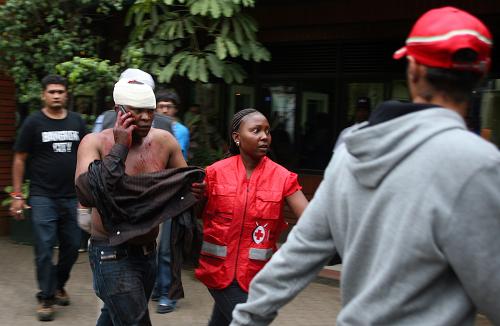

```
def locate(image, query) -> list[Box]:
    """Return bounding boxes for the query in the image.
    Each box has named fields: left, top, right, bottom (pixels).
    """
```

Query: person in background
left=151, top=89, right=190, bottom=314
left=195, top=108, right=308, bottom=326
left=333, top=96, right=371, bottom=150
left=10, top=75, right=88, bottom=321
left=183, top=103, right=202, bottom=161
left=156, top=90, right=190, bottom=159
left=231, top=7, right=500, bottom=326
left=184, top=103, right=201, bottom=136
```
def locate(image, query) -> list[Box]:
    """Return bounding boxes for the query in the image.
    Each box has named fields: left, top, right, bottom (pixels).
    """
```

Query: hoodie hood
left=344, top=102, right=466, bottom=188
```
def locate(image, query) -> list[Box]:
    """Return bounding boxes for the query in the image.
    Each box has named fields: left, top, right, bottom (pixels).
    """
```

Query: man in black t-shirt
left=10, top=75, right=88, bottom=321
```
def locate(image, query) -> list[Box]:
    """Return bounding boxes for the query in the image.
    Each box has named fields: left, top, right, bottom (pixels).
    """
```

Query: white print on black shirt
left=41, top=131, right=80, bottom=153
left=52, top=142, right=73, bottom=153
left=42, top=130, right=80, bottom=142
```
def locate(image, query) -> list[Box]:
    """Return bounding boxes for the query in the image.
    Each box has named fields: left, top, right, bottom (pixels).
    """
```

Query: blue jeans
left=208, top=281, right=248, bottom=326
left=29, top=196, right=81, bottom=301
left=89, top=240, right=157, bottom=326
left=156, top=219, right=176, bottom=306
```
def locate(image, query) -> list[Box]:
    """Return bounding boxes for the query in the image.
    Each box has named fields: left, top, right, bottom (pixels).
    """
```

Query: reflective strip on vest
left=249, top=248, right=274, bottom=261
left=201, top=241, right=227, bottom=258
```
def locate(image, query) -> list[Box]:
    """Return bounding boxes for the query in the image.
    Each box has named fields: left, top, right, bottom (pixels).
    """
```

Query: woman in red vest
left=195, top=108, right=308, bottom=325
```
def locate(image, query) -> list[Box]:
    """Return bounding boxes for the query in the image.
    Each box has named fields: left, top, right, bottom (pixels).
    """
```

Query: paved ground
left=0, top=237, right=492, bottom=325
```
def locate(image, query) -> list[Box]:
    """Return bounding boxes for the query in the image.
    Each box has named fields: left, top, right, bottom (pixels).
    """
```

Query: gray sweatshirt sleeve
left=231, top=162, right=338, bottom=326
left=439, top=161, right=500, bottom=324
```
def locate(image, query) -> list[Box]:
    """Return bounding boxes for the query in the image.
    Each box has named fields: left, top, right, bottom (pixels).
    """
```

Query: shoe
left=156, top=297, right=176, bottom=314
left=55, top=289, right=70, bottom=306
left=37, top=300, right=55, bottom=321
left=151, top=292, right=160, bottom=302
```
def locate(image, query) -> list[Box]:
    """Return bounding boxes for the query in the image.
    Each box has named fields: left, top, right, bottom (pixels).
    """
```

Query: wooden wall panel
left=0, top=73, right=16, bottom=236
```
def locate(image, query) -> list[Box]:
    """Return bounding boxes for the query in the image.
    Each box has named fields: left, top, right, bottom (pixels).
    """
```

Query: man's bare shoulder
left=82, top=129, right=112, bottom=143
left=150, top=127, right=176, bottom=143
left=80, top=130, right=114, bottom=156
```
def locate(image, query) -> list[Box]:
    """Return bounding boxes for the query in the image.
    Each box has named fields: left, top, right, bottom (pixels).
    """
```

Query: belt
left=90, top=238, right=156, bottom=257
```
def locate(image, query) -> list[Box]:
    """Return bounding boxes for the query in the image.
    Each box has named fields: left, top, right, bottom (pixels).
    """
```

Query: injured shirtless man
left=75, top=77, right=203, bottom=326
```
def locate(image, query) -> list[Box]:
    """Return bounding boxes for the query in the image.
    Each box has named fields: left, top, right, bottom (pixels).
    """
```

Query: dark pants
left=208, top=281, right=248, bottom=326
left=157, top=219, right=176, bottom=304
left=29, top=196, right=81, bottom=301
left=89, top=240, right=157, bottom=326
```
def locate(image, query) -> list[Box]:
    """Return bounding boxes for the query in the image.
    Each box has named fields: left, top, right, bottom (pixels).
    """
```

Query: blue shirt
left=173, top=121, right=190, bottom=159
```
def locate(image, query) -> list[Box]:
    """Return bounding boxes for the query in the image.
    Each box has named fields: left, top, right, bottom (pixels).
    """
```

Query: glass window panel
left=259, top=85, right=297, bottom=169
left=299, top=91, right=332, bottom=170
left=480, top=80, right=500, bottom=148
left=347, top=83, right=384, bottom=122
left=229, top=85, right=255, bottom=125
left=391, top=80, right=410, bottom=101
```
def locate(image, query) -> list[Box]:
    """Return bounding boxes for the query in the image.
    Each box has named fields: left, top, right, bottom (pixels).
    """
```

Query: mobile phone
left=118, top=105, right=127, bottom=115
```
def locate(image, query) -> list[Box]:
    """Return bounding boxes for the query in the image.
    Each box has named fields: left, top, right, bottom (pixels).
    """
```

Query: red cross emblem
left=252, top=225, right=266, bottom=244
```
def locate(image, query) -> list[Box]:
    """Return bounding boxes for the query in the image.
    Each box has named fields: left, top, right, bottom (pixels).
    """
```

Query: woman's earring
left=236, top=141, right=240, bottom=146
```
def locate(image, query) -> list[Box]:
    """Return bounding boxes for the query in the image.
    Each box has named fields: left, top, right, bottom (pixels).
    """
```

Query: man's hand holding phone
left=114, top=105, right=136, bottom=148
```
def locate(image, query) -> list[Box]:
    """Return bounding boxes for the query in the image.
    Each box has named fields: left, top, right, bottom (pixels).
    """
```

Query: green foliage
left=184, top=111, right=225, bottom=167
left=0, top=0, right=124, bottom=108
left=1, top=181, right=29, bottom=207
left=189, top=146, right=224, bottom=167
left=55, top=57, right=121, bottom=130
left=56, top=57, right=120, bottom=97
left=123, top=0, right=270, bottom=84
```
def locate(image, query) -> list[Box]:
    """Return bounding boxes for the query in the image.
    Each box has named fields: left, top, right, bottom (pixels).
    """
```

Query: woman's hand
left=190, top=182, right=206, bottom=201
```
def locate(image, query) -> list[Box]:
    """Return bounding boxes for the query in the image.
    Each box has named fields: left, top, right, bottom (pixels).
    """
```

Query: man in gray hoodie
left=231, top=7, right=500, bottom=326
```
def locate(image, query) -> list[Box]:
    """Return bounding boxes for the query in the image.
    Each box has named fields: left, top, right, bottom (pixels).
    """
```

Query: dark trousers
left=208, top=281, right=248, bottom=326
left=157, top=219, right=176, bottom=303
left=29, top=196, right=81, bottom=301
left=89, top=240, right=157, bottom=326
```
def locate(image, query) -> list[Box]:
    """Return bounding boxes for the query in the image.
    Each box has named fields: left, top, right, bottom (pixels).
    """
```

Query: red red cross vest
left=195, top=155, right=301, bottom=292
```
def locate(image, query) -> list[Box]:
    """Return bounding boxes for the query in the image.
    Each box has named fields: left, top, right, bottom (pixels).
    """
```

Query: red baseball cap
left=393, top=7, right=493, bottom=74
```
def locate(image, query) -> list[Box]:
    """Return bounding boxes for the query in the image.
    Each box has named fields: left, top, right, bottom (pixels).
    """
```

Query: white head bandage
left=113, top=78, right=156, bottom=109
left=119, top=68, right=155, bottom=90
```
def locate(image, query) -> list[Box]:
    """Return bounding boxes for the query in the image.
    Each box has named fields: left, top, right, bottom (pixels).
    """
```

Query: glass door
left=229, top=85, right=255, bottom=124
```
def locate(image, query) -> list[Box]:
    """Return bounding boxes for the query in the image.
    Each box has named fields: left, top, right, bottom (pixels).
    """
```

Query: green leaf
left=239, top=43, right=251, bottom=60
left=225, top=38, right=239, bottom=57
left=232, top=64, right=246, bottom=83
left=184, top=17, right=195, bottom=33
left=187, top=56, right=199, bottom=81
left=220, top=19, right=230, bottom=37
left=257, top=45, right=271, bottom=61
left=171, top=51, right=189, bottom=64
left=144, top=41, right=153, bottom=54
left=215, top=36, right=227, bottom=60
left=238, top=13, right=257, bottom=40
left=178, top=55, right=193, bottom=75
left=231, top=0, right=254, bottom=5
left=190, top=0, right=210, bottom=16
left=221, top=3, right=235, bottom=17
left=222, top=65, right=234, bottom=83
left=176, top=20, right=185, bottom=38
left=206, top=53, right=224, bottom=78
left=158, top=62, right=177, bottom=82
left=167, top=20, right=177, bottom=39
left=209, top=0, right=221, bottom=18
left=198, top=57, right=208, bottom=82
left=221, top=62, right=246, bottom=84
left=232, top=18, right=244, bottom=44
left=151, top=5, right=159, bottom=26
